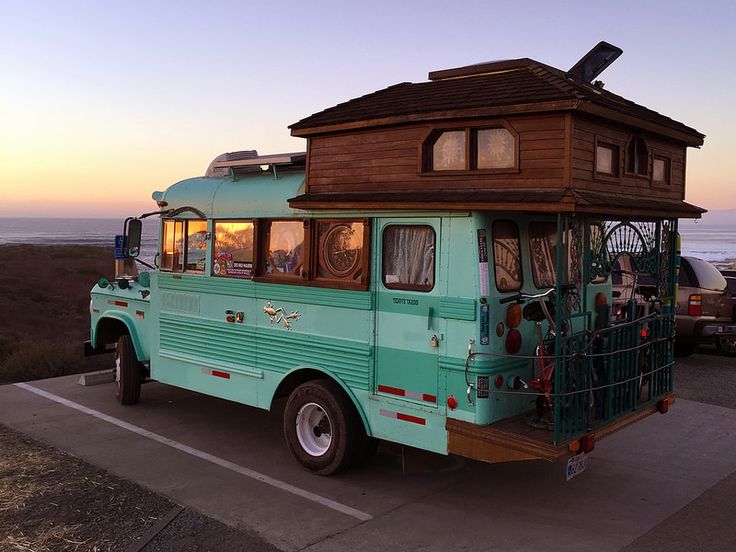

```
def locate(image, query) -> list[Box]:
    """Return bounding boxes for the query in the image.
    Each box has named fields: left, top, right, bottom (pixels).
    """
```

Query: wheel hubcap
left=296, top=402, right=332, bottom=457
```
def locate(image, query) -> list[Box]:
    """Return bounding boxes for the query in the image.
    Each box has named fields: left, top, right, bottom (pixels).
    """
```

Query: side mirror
left=124, top=218, right=142, bottom=258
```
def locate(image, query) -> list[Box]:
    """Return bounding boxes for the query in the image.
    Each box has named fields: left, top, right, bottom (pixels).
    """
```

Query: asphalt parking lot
left=1, top=351, right=735, bottom=551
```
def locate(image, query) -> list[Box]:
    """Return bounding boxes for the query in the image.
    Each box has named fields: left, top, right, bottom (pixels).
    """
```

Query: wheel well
left=274, top=368, right=328, bottom=400
left=96, top=318, right=129, bottom=347
left=273, top=368, right=370, bottom=434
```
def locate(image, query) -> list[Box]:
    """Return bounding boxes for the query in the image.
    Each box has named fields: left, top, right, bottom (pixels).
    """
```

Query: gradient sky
left=1, top=0, right=734, bottom=217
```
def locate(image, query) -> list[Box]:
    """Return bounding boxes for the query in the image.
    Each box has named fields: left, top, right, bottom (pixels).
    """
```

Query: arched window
left=626, top=136, right=649, bottom=176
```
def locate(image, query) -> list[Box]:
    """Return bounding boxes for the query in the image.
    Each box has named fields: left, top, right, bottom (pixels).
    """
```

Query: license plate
left=566, top=453, right=588, bottom=481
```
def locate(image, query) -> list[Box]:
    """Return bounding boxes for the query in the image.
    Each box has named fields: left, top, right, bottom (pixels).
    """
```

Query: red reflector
left=378, top=384, right=404, bottom=397
left=581, top=434, right=595, bottom=453
left=211, top=370, right=231, bottom=379
left=447, top=395, right=458, bottom=410
left=422, top=394, right=437, bottom=403
left=505, top=328, right=522, bottom=354
left=396, top=412, right=426, bottom=425
left=494, top=374, right=504, bottom=388
left=114, top=301, right=128, bottom=307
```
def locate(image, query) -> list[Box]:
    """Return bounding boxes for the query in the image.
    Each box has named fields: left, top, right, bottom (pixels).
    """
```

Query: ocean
left=0, top=217, right=159, bottom=265
left=0, top=217, right=733, bottom=268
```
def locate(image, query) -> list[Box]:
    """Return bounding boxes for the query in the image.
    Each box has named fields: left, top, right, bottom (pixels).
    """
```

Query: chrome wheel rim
left=296, top=402, right=332, bottom=457
left=719, top=335, right=736, bottom=354
left=115, top=353, right=121, bottom=390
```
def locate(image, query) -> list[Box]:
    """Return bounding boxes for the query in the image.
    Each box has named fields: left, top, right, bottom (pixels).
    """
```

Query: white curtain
left=384, top=226, right=435, bottom=287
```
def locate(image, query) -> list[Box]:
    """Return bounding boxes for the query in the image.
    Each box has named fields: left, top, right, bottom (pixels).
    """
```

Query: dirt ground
left=0, top=424, right=172, bottom=551
left=0, top=424, right=280, bottom=552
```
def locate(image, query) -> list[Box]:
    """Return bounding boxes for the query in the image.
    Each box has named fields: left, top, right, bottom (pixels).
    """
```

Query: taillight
left=688, top=294, right=702, bottom=316
left=505, top=329, right=522, bottom=354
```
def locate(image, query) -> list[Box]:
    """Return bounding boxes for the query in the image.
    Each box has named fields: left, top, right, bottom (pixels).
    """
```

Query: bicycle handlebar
left=498, top=283, right=575, bottom=305
left=499, top=287, right=555, bottom=304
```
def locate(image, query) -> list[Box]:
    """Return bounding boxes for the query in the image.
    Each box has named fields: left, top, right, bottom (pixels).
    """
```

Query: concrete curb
left=78, top=370, right=115, bottom=387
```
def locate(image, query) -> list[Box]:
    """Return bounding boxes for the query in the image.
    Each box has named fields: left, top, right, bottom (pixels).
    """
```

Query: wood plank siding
left=306, top=114, right=568, bottom=194
left=571, top=116, right=686, bottom=201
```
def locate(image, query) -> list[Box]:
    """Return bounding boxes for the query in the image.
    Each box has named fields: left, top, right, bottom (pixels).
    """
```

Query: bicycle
left=500, top=287, right=564, bottom=429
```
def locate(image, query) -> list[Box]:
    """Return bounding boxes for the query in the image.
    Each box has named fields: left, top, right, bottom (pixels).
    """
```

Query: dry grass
left=0, top=426, right=173, bottom=552
left=0, top=244, right=113, bottom=384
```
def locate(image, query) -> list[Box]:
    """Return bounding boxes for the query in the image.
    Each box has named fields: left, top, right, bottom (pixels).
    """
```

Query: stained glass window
left=432, top=131, right=466, bottom=170
left=492, top=221, right=523, bottom=292
left=477, top=128, right=515, bottom=169
left=529, top=222, right=557, bottom=288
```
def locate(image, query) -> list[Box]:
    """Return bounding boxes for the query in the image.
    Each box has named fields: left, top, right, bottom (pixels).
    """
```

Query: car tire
left=674, top=342, right=697, bottom=357
left=283, top=379, right=361, bottom=475
left=716, top=335, right=736, bottom=357
left=115, top=334, right=142, bottom=405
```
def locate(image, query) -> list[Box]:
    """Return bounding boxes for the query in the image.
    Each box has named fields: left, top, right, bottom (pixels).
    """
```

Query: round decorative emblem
left=324, top=225, right=359, bottom=277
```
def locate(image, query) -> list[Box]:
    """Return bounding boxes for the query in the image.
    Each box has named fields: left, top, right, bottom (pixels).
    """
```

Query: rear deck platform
left=447, top=396, right=672, bottom=463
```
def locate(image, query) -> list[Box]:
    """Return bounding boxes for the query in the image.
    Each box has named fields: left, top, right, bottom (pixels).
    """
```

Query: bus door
left=374, top=218, right=441, bottom=410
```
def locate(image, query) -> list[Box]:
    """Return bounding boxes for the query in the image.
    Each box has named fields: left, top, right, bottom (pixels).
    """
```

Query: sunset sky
left=1, top=0, right=734, bottom=218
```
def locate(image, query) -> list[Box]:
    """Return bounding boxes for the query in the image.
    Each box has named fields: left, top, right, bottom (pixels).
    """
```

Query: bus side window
left=162, top=219, right=207, bottom=273
left=382, top=225, right=435, bottom=292
left=262, top=220, right=306, bottom=278
left=161, top=220, right=184, bottom=272
left=185, top=220, right=208, bottom=272
left=212, top=220, right=255, bottom=278
left=492, top=220, right=523, bottom=292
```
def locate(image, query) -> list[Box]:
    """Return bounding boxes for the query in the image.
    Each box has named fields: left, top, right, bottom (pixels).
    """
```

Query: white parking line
left=14, top=382, right=373, bottom=522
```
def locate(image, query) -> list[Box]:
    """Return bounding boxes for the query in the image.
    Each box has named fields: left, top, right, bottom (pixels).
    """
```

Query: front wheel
left=283, top=380, right=361, bottom=475
left=115, top=335, right=142, bottom=405
left=716, top=335, right=736, bottom=357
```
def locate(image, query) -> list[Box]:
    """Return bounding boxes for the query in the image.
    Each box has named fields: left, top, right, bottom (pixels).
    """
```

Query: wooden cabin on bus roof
left=288, top=42, right=705, bottom=219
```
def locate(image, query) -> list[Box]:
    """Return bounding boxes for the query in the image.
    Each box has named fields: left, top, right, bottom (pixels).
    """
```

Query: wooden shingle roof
left=290, top=58, right=704, bottom=145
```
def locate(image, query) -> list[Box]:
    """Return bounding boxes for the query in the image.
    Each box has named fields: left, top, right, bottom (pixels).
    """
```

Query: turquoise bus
left=86, top=150, right=680, bottom=477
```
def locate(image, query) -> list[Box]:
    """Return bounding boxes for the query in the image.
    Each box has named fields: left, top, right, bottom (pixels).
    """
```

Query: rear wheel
left=716, top=335, right=736, bottom=357
left=283, top=380, right=361, bottom=475
left=115, top=335, right=142, bottom=405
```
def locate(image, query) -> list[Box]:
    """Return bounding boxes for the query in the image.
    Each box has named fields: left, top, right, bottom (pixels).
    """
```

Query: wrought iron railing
left=553, top=311, right=674, bottom=443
